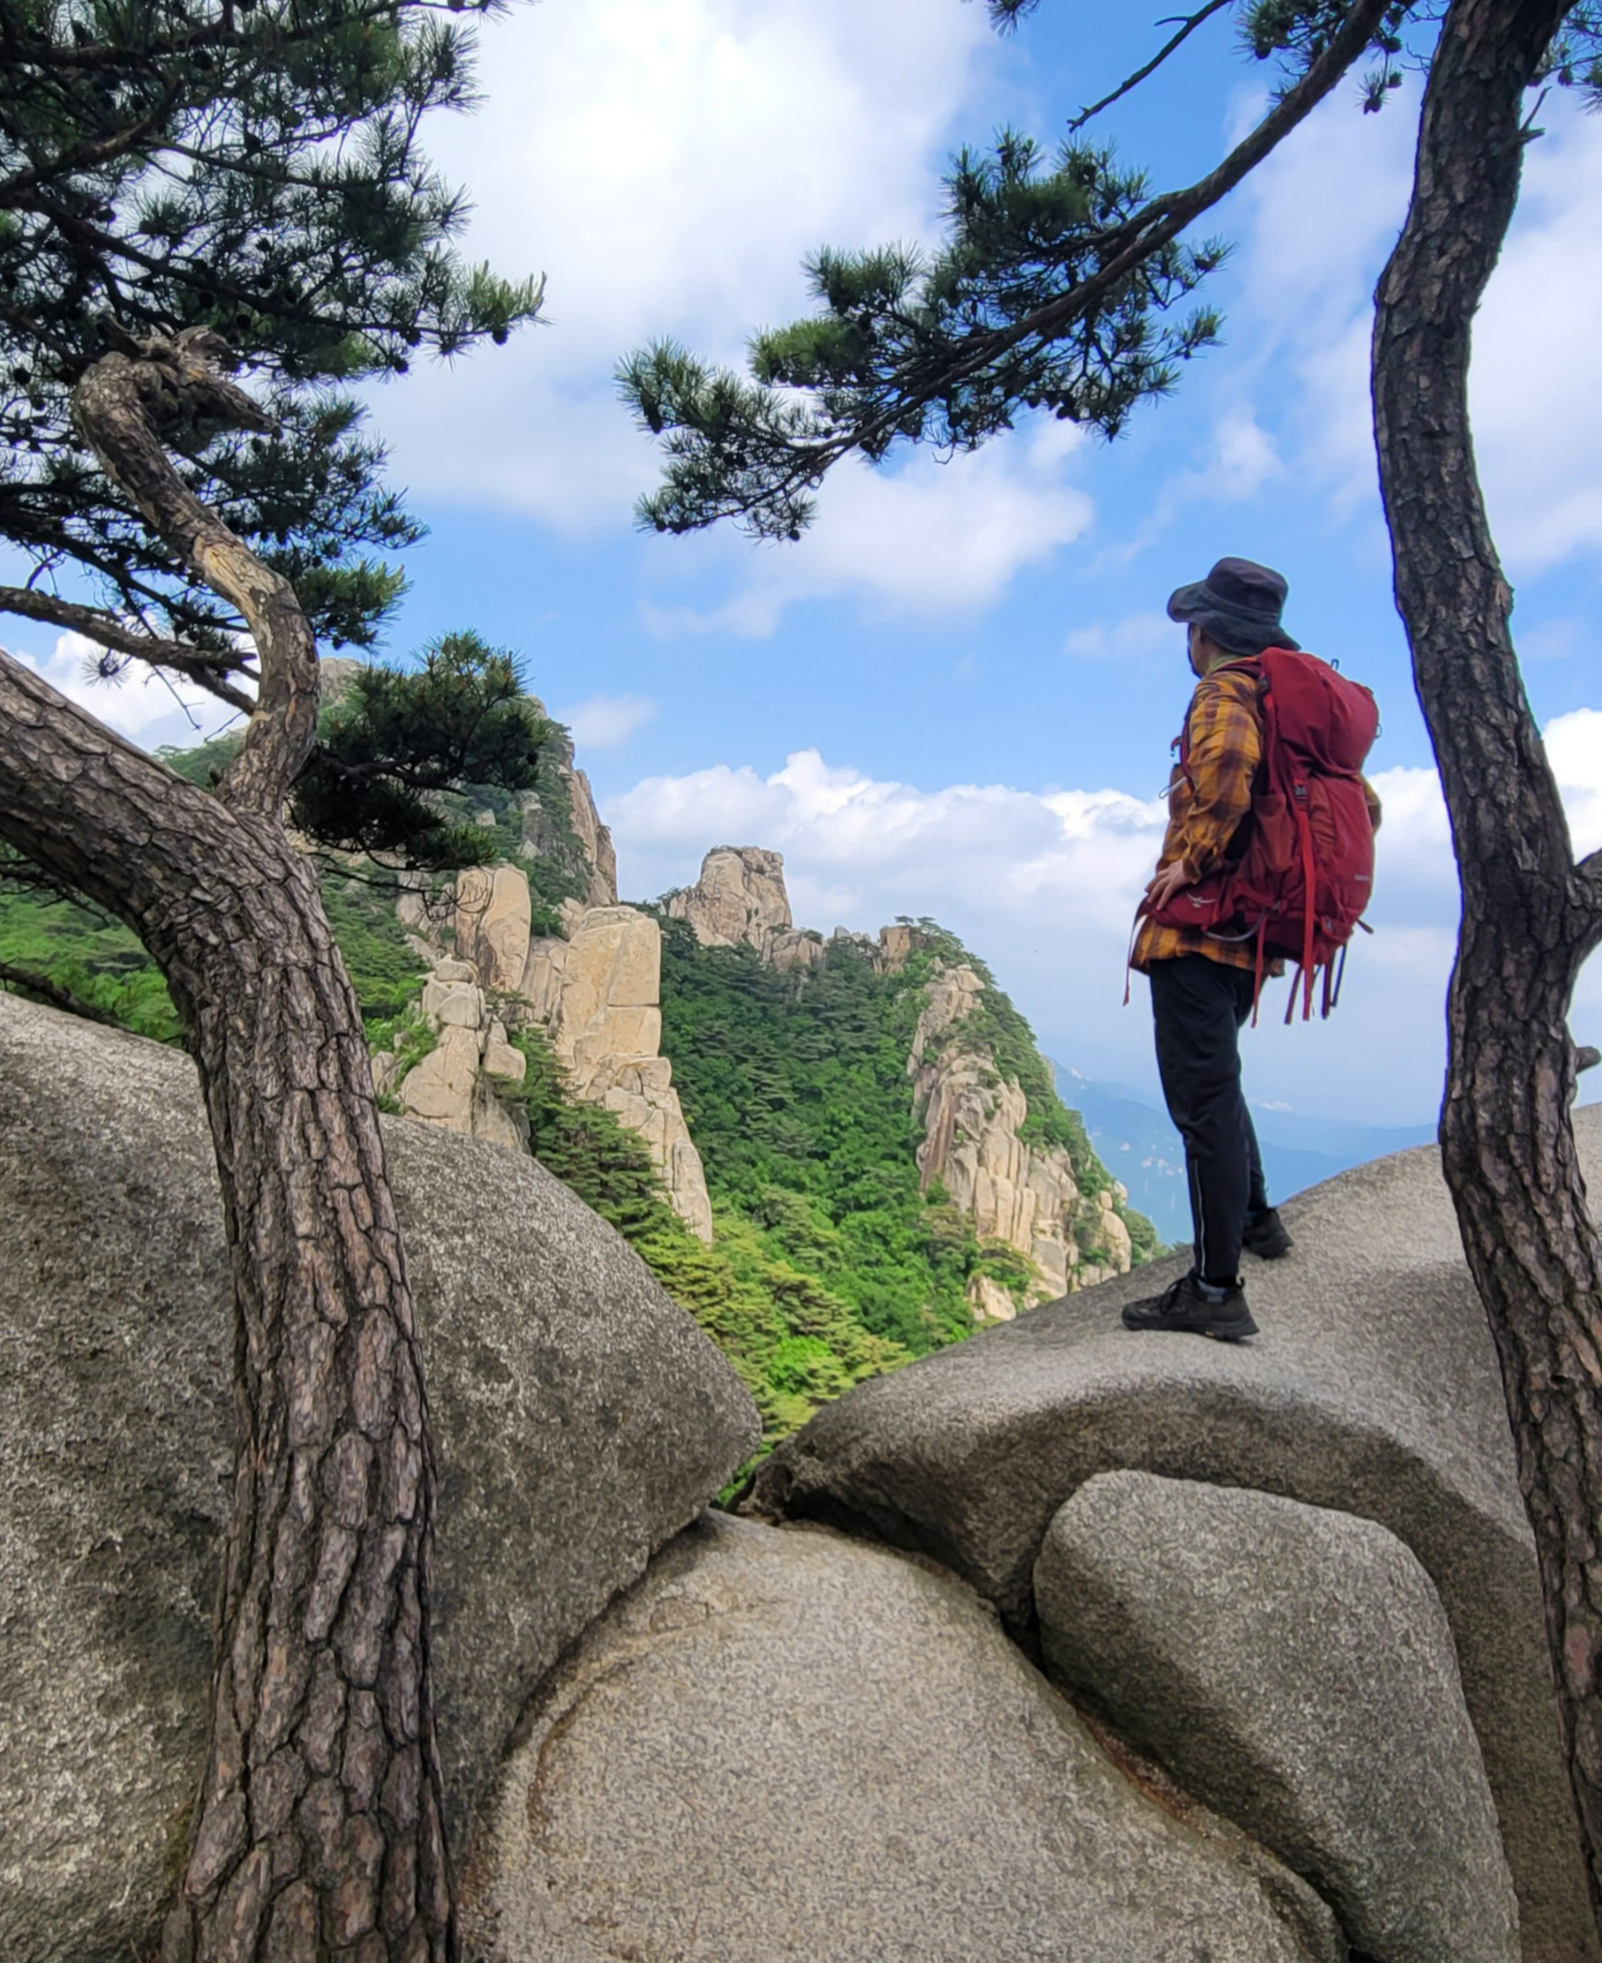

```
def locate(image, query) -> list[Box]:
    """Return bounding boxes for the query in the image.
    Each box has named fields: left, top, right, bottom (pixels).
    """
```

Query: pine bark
left=0, top=332, right=455, bottom=1959
left=1373, top=0, right=1602, bottom=1929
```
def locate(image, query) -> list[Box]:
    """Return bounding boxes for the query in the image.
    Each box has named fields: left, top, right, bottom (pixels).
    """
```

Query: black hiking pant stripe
left=1149, top=954, right=1268, bottom=1286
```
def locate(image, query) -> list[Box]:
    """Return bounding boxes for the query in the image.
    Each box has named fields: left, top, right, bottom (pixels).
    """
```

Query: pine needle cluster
left=290, top=631, right=553, bottom=869
left=620, top=134, right=1225, bottom=541
left=0, top=0, right=542, bottom=660
left=617, top=0, right=1538, bottom=541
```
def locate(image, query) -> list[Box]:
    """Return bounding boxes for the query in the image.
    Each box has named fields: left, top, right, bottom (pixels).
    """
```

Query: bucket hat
left=1167, top=556, right=1301, bottom=658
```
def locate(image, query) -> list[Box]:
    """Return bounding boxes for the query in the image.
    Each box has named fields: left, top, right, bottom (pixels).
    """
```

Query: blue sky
left=12, top=1, right=1602, bottom=1124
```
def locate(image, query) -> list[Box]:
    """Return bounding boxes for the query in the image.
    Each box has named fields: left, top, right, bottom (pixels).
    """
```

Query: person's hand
left=1145, top=859, right=1193, bottom=913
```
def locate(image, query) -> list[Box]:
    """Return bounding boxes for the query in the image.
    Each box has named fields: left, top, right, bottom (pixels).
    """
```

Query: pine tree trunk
left=0, top=656, right=455, bottom=1958
left=1373, top=0, right=1602, bottom=1930
left=0, top=330, right=457, bottom=1959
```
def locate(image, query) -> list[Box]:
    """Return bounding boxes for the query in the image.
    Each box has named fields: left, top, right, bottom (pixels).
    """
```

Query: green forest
left=655, top=916, right=1158, bottom=1329
left=0, top=721, right=1154, bottom=1456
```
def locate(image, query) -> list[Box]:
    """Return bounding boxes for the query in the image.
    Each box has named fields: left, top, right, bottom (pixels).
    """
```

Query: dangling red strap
left=1250, top=916, right=1267, bottom=1027
left=1295, top=788, right=1317, bottom=1020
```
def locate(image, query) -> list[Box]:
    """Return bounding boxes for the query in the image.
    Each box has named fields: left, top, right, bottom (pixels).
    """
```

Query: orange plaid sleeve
left=1131, top=662, right=1264, bottom=975
left=1168, top=666, right=1261, bottom=881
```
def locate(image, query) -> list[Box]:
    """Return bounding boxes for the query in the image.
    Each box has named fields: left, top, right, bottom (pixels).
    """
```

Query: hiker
left=1119, top=557, right=1380, bottom=1343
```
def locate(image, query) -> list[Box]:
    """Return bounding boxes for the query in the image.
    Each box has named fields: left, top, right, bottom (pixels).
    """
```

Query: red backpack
left=1141, top=648, right=1379, bottom=1020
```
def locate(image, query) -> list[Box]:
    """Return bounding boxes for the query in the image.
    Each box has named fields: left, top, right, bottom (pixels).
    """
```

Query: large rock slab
left=1037, top=1471, right=1519, bottom=1963
left=751, top=1105, right=1602, bottom=1963
left=0, top=992, right=759, bottom=1963
left=465, top=1509, right=1344, bottom=1963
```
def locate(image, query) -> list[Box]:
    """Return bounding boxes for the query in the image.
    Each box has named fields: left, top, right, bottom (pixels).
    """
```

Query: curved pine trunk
left=157, top=847, right=455, bottom=1961
left=1, top=327, right=457, bottom=1959
left=0, top=653, right=454, bottom=1959
left=1372, top=0, right=1602, bottom=1930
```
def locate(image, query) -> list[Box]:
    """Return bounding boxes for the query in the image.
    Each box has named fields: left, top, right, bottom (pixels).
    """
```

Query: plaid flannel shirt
left=1132, top=656, right=1382, bottom=975
left=1132, top=659, right=1267, bottom=975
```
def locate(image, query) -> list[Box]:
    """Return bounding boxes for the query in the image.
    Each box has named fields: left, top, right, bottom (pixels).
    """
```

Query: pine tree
left=623, top=0, right=1602, bottom=1935
left=0, top=4, right=544, bottom=1956
left=0, top=0, right=539, bottom=670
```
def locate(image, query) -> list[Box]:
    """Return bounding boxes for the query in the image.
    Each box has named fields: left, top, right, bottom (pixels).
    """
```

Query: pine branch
left=1574, top=846, right=1602, bottom=928
left=624, top=0, right=1394, bottom=537
left=0, top=584, right=257, bottom=713
left=0, top=0, right=543, bottom=659
left=1068, top=2, right=1236, bottom=132
left=982, top=0, right=1042, bottom=27
left=72, top=330, right=317, bottom=815
left=0, top=959, right=124, bottom=1029
left=0, top=80, right=186, bottom=208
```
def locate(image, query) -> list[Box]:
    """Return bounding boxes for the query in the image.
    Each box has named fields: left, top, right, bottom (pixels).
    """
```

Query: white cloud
left=1211, top=83, right=1602, bottom=569
left=4, top=631, right=233, bottom=754
left=554, top=693, right=657, bottom=749
left=1093, top=407, right=1288, bottom=568
left=1473, top=109, right=1602, bottom=570
left=1288, top=310, right=1379, bottom=511
left=369, top=23, right=1602, bottom=611
left=604, top=707, right=1602, bottom=1120
left=1222, top=89, right=1415, bottom=507
left=609, top=750, right=1167, bottom=1010
left=1064, top=609, right=1175, bottom=663
left=1072, top=79, right=1414, bottom=552
left=1549, top=707, right=1602, bottom=859
left=1367, top=706, right=1602, bottom=878
left=1366, top=761, right=1454, bottom=899
left=375, top=0, right=997, bottom=537
left=1234, top=89, right=1416, bottom=331
left=641, top=423, right=1095, bottom=637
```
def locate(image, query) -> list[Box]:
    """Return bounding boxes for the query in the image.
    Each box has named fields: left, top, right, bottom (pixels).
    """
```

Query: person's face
left=1186, top=621, right=1207, bottom=677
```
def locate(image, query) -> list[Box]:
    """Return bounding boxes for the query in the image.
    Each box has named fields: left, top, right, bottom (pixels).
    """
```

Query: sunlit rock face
left=381, top=871, right=716, bottom=1243
left=666, top=844, right=794, bottom=957
left=0, top=992, right=757, bottom=1963
left=910, top=963, right=1131, bottom=1305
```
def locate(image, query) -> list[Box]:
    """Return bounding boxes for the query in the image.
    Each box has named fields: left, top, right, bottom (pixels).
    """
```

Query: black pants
left=1149, top=955, right=1268, bottom=1286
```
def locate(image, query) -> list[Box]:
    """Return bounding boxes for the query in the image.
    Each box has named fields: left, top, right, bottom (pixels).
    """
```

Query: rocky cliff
left=361, top=696, right=724, bottom=1236
left=374, top=776, right=1143, bottom=1310
left=377, top=864, right=715, bottom=1242
left=519, top=898, right=714, bottom=1242
left=911, top=964, right=1132, bottom=1310
left=519, top=704, right=618, bottom=912
left=664, top=844, right=1145, bottom=1316
left=667, top=844, right=825, bottom=973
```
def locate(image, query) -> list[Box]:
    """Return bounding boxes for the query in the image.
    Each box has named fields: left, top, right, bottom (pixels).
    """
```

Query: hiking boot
left=1242, top=1206, right=1293, bottom=1261
left=1121, top=1270, right=1258, bottom=1343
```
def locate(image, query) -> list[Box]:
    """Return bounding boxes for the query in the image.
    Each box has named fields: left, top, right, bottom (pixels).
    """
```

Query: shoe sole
left=1121, top=1311, right=1258, bottom=1342
left=1243, top=1239, right=1292, bottom=1261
